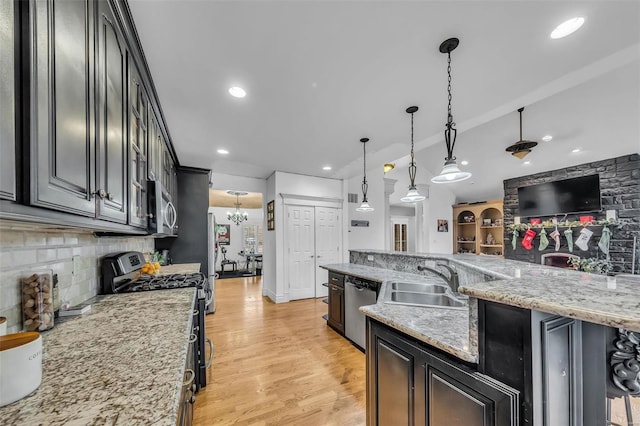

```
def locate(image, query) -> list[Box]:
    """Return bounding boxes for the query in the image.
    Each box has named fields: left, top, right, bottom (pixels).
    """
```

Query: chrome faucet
left=417, top=263, right=460, bottom=293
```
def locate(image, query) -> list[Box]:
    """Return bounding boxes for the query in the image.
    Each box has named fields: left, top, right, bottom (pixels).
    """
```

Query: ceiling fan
left=505, top=107, right=538, bottom=159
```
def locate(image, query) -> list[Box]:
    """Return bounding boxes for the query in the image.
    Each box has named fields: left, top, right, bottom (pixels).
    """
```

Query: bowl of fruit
left=141, top=261, right=161, bottom=275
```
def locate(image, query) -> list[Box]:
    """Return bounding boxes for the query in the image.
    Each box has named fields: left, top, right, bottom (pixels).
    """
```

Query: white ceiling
left=128, top=0, right=640, bottom=201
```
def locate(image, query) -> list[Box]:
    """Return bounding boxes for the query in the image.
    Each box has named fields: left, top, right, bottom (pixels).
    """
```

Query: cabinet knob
left=93, top=189, right=106, bottom=199
left=106, top=192, right=114, bottom=201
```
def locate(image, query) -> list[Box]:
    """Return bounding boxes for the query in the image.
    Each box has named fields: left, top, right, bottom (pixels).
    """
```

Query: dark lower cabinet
left=327, top=272, right=345, bottom=335
left=0, top=0, right=16, bottom=201
left=368, top=319, right=519, bottom=426
left=28, top=0, right=96, bottom=216
left=479, top=300, right=607, bottom=426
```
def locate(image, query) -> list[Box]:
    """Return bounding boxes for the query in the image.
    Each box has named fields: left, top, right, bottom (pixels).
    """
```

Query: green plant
left=568, top=257, right=612, bottom=274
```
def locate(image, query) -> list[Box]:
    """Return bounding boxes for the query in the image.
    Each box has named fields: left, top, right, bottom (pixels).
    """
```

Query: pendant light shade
left=430, top=159, right=472, bottom=183
left=355, top=138, right=375, bottom=212
left=505, top=107, right=538, bottom=159
left=431, top=37, right=472, bottom=185
left=401, top=106, right=426, bottom=203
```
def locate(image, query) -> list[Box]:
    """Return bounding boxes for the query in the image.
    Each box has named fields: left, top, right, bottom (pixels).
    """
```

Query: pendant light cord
left=444, top=50, right=457, bottom=161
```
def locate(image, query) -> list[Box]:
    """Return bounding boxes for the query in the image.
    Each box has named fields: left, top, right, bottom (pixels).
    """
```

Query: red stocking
left=522, top=228, right=536, bottom=250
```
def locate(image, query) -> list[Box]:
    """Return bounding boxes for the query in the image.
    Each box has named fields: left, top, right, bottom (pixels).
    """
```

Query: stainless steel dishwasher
left=344, top=276, right=378, bottom=351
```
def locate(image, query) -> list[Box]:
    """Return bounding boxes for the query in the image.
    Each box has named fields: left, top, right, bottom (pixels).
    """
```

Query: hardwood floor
left=194, top=276, right=366, bottom=426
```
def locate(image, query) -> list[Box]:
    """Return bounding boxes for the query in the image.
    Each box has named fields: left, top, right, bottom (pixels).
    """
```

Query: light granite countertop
left=0, top=288, right=196, bottom=425
left=322, top=251, right=640, bottom=363
left=320, top=263, right=477, bottom=363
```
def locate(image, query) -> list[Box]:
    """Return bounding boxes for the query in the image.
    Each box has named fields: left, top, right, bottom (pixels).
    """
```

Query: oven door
left=147, top=180, right=177, bottom=236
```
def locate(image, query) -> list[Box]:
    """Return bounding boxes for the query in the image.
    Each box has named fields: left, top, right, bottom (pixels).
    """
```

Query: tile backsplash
left=0, top=227, right=154, bottom=334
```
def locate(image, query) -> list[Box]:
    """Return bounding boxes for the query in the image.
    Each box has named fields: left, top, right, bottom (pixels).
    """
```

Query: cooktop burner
left=122, top=272, right=207, bottom=293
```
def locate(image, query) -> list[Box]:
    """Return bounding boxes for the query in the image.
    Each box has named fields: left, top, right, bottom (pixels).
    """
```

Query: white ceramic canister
left=0, top=332, right=43, bottom=407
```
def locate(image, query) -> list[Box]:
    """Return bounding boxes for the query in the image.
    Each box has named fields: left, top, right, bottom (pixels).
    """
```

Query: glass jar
left=21, top=270, right=54, bottom=331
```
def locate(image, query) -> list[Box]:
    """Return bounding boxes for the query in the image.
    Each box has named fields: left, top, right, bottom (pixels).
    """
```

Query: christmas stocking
left=564, top=228, right=574, bottom=252
left=575, top=227, right=594, bottom=251
left=512, top=230, right=519, bottom=250
left=522, top=229, right=536, bottom=250
left=549, top=229, right=561, bottom=251
left=598, top=226, right=611, bottom=254
left=538, top=228, right=549, bottom=251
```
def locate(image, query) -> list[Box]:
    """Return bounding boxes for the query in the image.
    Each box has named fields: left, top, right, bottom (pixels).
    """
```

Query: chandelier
left=226, top=191, right=248, bottom=226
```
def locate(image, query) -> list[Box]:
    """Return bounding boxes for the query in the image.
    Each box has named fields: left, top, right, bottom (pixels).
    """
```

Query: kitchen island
left=322, top=249, right=640, bottom=426
left=0, top=288, right=196, bottom=425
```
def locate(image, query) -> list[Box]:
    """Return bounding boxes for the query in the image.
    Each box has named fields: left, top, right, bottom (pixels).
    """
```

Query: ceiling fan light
left=512, top=150, right=530, bottom=159
left=400, top=187, right=426, bottom=203
left=431, top=160, right=472, bottom=184
left=355, top=201, right=375, bottom=212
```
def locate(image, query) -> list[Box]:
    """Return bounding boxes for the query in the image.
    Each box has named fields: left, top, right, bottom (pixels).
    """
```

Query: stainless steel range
left=101, top=252, right=213, bottom=394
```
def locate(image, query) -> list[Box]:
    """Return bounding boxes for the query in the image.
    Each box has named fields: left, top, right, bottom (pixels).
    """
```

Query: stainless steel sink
left=388, top=292, right=466, bottom=309
left=383, top=281, right=467, bottom=310
left=391, top=282, right=449, bottom=294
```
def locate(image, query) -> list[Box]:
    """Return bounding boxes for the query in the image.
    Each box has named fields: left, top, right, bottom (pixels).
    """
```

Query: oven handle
left=205, top=286, right=213, bottom=308
left=182, top=369, right=195, bottom=388
left=205, top=337, right=214, bottom=369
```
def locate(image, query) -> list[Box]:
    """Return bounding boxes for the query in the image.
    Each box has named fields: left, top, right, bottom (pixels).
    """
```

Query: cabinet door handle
left=106, top=192, right=114, bottom=201
left=93, top=189, right=106, bottom=199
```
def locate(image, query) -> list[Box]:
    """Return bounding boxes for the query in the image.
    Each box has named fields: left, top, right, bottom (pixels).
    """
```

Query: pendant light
left=431, top=37, right=472, bottom=184
left=400, top=106, right=426, bottom=203
left=505, top=107, right=538, bottom=159
left=355, top=138, right=374, bottom=212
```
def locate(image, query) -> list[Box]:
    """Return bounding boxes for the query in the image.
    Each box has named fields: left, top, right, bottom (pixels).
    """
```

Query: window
left=393, top=223, right=407, bottom=252
left=243, top=225, right=263, bottom=254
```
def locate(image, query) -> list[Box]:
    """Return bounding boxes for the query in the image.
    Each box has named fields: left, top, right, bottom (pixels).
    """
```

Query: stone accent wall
left=0, top=225, right=154, bottom=333
left=503, top=153, right=640, bottom=273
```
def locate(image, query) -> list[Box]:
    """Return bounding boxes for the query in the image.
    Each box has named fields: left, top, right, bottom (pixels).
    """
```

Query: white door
left=287, top=205, right=316, bottom=300
left=315, top=207, right=341, bottom=297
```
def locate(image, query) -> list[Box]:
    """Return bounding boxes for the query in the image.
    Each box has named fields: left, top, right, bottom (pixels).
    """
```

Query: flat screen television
left=517, top=174, right=601, bottom=217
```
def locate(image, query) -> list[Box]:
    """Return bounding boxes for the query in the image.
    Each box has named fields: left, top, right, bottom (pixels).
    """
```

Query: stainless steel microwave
left=147, top=180, right=177, bottom=236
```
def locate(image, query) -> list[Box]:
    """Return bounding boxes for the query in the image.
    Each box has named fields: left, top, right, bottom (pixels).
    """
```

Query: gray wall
left=503, top=153, right=640, bottom=273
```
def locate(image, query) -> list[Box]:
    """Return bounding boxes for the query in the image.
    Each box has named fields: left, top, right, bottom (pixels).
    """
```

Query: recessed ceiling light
left=461, top=160, right=469, bottom=166
left=572, top=148, right=581, bottom=153
left=523, top=161, right=531, bottom=165
left=228, top=86, right=246, bottom=98
left=542, top=135, right=553, bottom=142
left=550, top=17, right=585, bottom=39
left=322, top=166, right=332, bottom=171
left=217, top=149, right=229, bottom=155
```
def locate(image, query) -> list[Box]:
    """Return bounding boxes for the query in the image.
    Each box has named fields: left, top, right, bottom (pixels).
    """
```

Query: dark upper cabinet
left=4, top=0, right=179, bottom=232
left=128, top=61, right=148, bottom=228
left=0, top=0, right=16, bottom=201
left=95, top=0, right=127, bottom=224
left=28, top=0, right=96, bottom=216
left=147, top=109, right=160, bottom=181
